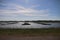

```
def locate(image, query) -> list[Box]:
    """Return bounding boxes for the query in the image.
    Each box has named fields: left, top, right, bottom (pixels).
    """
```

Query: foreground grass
left=0, top=28, right=60, bottom=36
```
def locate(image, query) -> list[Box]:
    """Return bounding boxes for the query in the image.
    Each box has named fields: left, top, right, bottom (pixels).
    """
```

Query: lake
left=0, top=22, right=60, bottom=29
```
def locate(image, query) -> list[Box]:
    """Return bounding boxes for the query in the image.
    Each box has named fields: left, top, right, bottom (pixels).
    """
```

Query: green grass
left=0, top=28, right=60, bottom=36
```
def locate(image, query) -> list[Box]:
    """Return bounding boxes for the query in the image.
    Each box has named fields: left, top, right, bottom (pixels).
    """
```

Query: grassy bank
left=0, top=28, right=60, bottom=36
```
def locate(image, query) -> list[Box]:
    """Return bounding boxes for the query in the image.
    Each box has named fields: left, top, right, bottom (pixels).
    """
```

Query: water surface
left=0, top=22, right=60, bottom=29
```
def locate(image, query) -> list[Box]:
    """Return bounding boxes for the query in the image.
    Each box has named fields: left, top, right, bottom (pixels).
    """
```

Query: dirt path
left=0, top=35, right=60, bottom=40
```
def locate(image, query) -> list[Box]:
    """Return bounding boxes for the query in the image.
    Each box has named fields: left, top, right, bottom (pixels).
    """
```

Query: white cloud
left=0, top=3, right=49, bottom=17
left=29, top=4, right=40, bottom=9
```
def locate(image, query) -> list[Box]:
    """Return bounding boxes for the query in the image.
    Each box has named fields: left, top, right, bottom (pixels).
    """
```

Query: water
left=0, top=22, right=60, bottom=29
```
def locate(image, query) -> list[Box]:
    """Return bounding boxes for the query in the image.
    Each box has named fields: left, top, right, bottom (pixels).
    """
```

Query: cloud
left=29, top=4, right=40, bottom=9
left=0, top=3, right=49, bottom=17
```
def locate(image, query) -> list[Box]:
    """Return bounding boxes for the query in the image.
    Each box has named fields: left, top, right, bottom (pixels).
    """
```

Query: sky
left=0, top=0, right=60, bottom=21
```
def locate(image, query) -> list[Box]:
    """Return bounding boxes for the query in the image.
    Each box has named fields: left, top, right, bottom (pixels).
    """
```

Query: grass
left=0, top=28, right=60, bottom=36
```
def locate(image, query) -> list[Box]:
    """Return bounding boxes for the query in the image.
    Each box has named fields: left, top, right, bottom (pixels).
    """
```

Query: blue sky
left=0, top=0, right=60, bottom=21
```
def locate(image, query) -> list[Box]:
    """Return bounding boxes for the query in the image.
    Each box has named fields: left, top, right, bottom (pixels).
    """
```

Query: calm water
left=0, top=22, right=60, bottom=29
